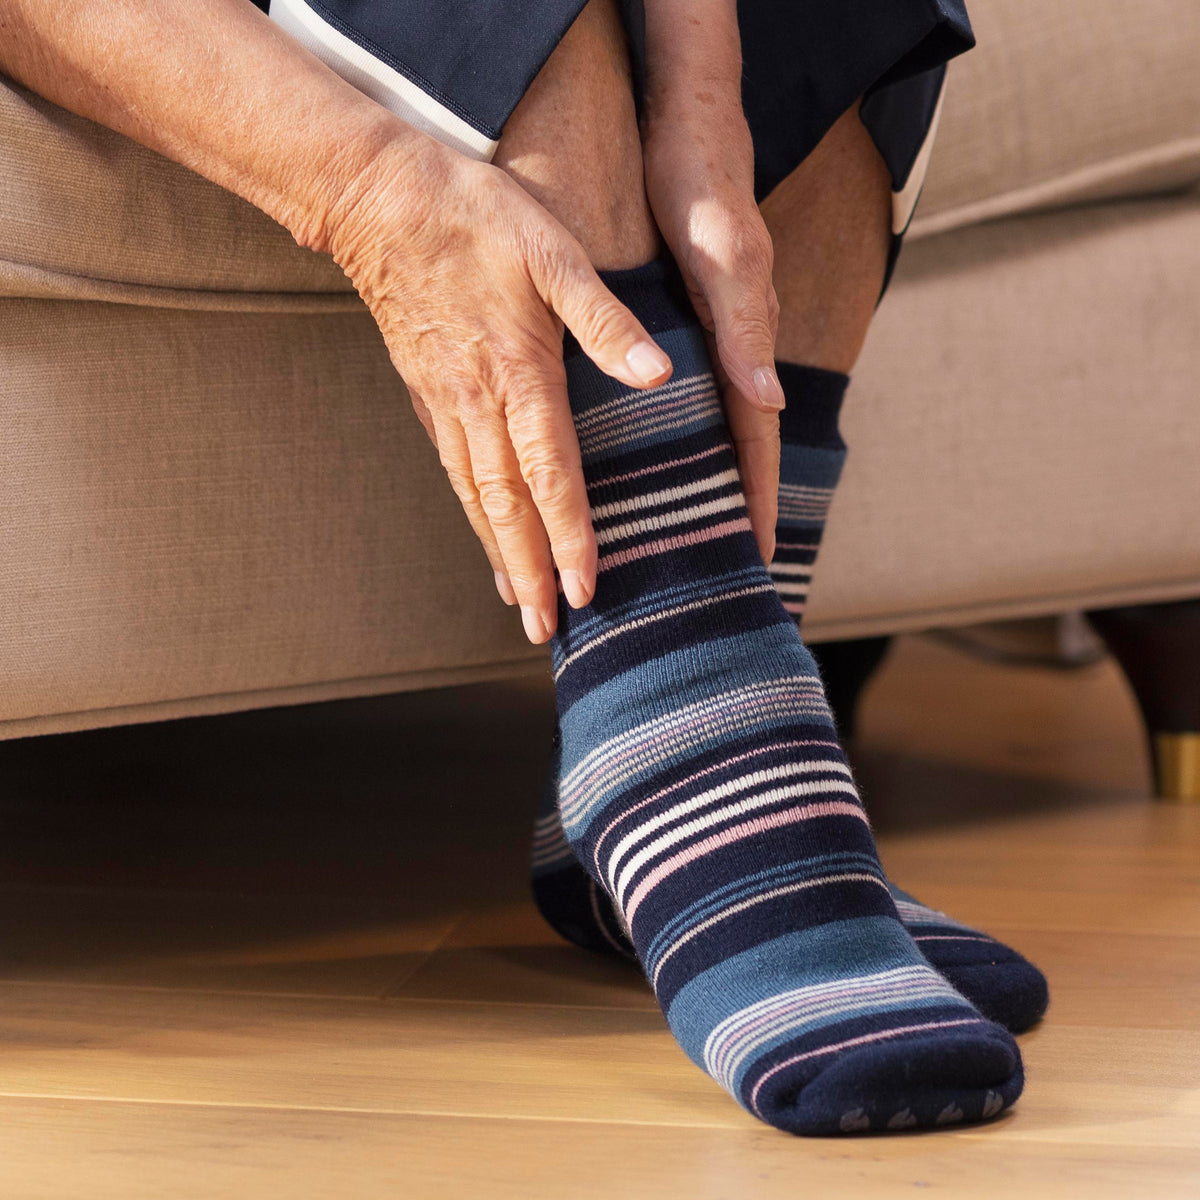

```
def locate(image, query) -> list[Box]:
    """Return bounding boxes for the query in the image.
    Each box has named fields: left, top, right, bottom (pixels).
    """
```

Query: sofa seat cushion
left=0, top=81, right=350, bottom=302
left=1, top=0, right=1198, bottom=301
left=913, top=0, right=1200, bottom=237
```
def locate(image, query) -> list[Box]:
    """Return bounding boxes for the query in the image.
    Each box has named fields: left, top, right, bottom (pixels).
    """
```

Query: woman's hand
left=315, top=138, right=673, bottom=642
left=0, top=0, right=673, bottom=645
left=642, top=0, right=782, bottom=563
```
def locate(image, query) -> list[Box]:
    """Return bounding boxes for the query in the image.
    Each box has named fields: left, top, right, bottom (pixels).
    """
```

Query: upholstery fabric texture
left=3, top=195, right=1199, bottom=737
left=1, top=0, right=1198, bottom=302
left=1, top=0, right=1199, bottom=737
left=912, top=0, right=1200, bottom=235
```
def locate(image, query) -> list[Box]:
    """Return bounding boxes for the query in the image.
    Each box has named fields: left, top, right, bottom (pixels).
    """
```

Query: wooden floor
left=1, top=635, right=1197, bottom=1198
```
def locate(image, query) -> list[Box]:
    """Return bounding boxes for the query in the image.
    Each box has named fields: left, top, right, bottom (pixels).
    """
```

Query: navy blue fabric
left=775, top=364, right=849, bottom=449
left=734, top=0, right=973, bottom=201
left=263, top=1, right=971, bottom=197
left=274, top=0, right=589, bottom=137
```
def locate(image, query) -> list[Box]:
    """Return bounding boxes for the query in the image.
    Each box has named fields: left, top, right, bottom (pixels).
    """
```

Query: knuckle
left=507, top=568, right=550, bottom=598
left=727, top=308, right=776, bottom=349
left=475, top=476, right=528, bottom=530
left=577, top=296, right=632, bottom=350
left=731, top=220, right=775, bottom=276
left=734, top=425, right=781, bottom=453
left=522, top=456, right=576, bottom=512
left=520, top=220, right=578, bottom=294
left=520, top=220, right=560, bottom=274
left=477, top=352, right=559, bottom=421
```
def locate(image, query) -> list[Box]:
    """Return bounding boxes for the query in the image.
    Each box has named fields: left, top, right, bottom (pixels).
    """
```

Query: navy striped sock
left=767, top=363, right=849, bottom=621
left=545, top=260, right=1022, bottom=1135
left=533, top=359, right=1048, bottom=1035
left=771, top=363, right=1048, bottom=1034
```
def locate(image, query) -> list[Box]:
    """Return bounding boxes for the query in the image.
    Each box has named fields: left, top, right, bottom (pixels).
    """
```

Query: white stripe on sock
left=590, top=468, right=741, bottom=522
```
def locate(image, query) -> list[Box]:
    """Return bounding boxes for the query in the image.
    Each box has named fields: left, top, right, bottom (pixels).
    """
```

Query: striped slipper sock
left=532, top=361, right=1049, bottom=1035
left=547, top=259, right=1022, bottom=1135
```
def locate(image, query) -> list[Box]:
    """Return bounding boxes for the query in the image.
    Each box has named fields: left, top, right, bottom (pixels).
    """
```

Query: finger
left=427, top=410, right=519, bottom=606
left=698, top=224, right=784, bottom=414
left=527, top=234, right=674, bottom=391
left=716, top=350, right=780, bottom=564
left=460, top=412, right=559, bottom=643
left=502, top=361, right=598, bottom=610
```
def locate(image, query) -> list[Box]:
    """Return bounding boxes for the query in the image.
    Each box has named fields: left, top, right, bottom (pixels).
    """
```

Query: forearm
left=643, top=0, right=742, bottom=110
left=0, top=0, right=431, bottom=254
left=641, top=0, right=755, bottom=224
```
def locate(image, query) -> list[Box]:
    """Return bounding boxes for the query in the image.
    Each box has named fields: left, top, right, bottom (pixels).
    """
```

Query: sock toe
left=940, top=961, right=1050, bottom=1033
left=753, top=1024, right=1024, bottom=1136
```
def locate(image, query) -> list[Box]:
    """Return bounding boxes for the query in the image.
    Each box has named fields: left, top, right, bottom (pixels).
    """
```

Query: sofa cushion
left=0, top=80, right=350, bottom=301
left=4, top=193, right=1198, bottom=738
left=913, top=0, right=1200, bottom=237
left=1, top=0, right=1198, bottom=300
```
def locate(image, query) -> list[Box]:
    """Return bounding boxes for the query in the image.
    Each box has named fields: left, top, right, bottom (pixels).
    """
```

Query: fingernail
left=560, top=568, right=593, bottom=609
left=493, top=571, right=517, bottom=606
left=521, top=604, right=548, bottom=644
left=626, top=341, right=671, bottom=386
left=752, top=366, right=786, bottom=410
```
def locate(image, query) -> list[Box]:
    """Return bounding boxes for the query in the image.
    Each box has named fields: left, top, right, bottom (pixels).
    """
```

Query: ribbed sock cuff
left=563, top=257, right=695, bottom=360
left=776, top=362, right=849, bottom=449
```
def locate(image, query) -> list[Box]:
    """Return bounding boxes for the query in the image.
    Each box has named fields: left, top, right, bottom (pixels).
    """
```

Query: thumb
left=705, top=262, right=784, bottom=414
left=531, top=239, right=673, bottom=391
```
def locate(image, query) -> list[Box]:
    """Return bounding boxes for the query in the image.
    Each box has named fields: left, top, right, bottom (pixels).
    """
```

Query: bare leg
left=761, top=102, right=893, bottom=374
left=494, top=0, right=659, bottom=270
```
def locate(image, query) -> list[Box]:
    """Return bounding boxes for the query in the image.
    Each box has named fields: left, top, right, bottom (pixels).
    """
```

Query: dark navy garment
left=734, top=0, right=971, bottom=201
left=262, top=0, right=591, bottom=143
left=260, top=0, right=972, bottom=231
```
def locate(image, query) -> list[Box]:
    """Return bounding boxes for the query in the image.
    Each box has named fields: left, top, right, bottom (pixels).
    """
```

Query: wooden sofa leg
left=1086, top=599, right=1200, bottom=801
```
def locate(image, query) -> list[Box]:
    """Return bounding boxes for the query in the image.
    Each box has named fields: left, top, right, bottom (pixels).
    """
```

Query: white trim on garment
left=891, top=83, right=946, bottom=235
left=269, top=0, right=499, bottom=161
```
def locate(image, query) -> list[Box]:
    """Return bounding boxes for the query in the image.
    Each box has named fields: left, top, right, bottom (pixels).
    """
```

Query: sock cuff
left=564, top=257, right=696, bottom=360
left=776, top=363, right=850, bottom=450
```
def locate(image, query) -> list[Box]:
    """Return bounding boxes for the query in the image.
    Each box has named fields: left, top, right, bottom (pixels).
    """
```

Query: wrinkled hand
left=319, top=138, right=673, bottom=643
left=642, top=0, right=782, bottom=563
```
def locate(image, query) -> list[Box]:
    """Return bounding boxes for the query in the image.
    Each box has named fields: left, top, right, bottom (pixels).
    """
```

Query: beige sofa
left=2, top=0, right=1199, bottom=743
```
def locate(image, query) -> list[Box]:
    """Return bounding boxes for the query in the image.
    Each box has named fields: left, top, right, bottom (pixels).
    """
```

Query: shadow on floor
left=0, top=664, right=1139, bottom=979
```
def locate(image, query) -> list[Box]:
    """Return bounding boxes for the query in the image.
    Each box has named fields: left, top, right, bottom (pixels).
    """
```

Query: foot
left=546, top=260, right=1023, bottom=1134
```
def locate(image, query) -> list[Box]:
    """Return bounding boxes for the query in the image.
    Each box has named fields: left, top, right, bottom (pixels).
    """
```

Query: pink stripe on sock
left=912, top=935, right=994, bottom=944
left=708, top=968, right=946, bottom=1079
left=747, top=1018, right=984, bottom=1118
left=561, top=689, right=832, bottom=821
left=563, top=691, right=832, bottom=825
left=623, top=800, right=867, bottom=924
left=588, top=739, right=843, bottom=872
left=590, top=443, right=727, bottom=491
left=598, top=518, right=752, bottom=572
left=579, top=390, right=712, bottom=445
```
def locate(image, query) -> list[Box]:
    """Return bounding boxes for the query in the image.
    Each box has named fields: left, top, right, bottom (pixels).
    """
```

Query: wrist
left=281, top=110, right=442, bottom=265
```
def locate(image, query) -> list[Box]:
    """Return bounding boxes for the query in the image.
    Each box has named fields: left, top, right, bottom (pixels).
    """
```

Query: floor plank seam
left=0, top=1091, right=746, bottom=1131
left=0, top=977, right=665, bottom=1012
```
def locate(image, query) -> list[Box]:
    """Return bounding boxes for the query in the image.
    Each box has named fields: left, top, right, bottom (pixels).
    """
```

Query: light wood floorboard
left=0, top=635, right=1196, bottom=1196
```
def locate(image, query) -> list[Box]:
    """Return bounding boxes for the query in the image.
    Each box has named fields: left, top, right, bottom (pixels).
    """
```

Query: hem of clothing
left=269, top=0, right=499, bottom=159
